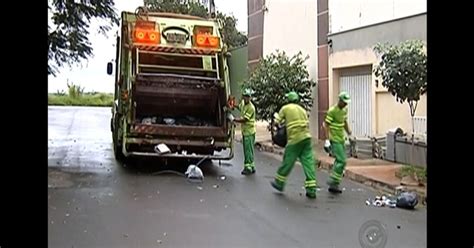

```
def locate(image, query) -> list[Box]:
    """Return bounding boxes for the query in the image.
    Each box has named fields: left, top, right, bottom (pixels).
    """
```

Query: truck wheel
left=113, top=142, right=126, bottom=163
left=112, top=127, right=126, bottom=163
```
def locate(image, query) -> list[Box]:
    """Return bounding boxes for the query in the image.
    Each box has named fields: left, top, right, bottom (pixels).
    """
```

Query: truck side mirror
left=107, top=62, right=113, bottom=75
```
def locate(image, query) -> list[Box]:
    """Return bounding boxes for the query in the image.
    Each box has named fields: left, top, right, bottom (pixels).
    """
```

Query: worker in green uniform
left=322, top=91, right=352, bottom=194
left=270, top=91, right=317, bottom=199
left=234, top=88, right=257, bottom=175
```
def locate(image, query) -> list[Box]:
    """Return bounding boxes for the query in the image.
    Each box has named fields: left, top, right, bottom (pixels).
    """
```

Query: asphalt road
left=48, top=106, right=426, bottom=248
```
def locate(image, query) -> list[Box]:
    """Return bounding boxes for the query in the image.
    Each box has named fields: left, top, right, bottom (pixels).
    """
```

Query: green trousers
left=274, top=138, right=317, bottom=194
left=242, top=133, right=255, bottom=170
left=328, top=141, right=346, bottom=185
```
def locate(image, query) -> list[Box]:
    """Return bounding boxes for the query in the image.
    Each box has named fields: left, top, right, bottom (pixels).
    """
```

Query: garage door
left=340, top=74, right=372, bottom=137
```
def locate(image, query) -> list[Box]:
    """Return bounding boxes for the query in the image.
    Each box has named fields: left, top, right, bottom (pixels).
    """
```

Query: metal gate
left=340, top=74, right=372, bottom=137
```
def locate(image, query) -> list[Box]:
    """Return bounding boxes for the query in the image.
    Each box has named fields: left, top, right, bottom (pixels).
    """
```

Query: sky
left=47, top=0, right=248, bottom=93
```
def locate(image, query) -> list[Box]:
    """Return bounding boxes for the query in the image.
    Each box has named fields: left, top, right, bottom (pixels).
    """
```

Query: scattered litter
left=139, top=115, right=215, bottom=127
left=108, top=193, right=113, bottom=197
left=365, top=195, right=397, bottom=208
left=397, top=225, right=401, bottom=229
left=395, top=186, right=406, bottom=195
left=65, top=213, right=70, bottom=217
left=142, top=118, right=153, bottom=124
left=213, top=184, right=219, bottom=189
left=163, top=118, right=175, bottom=125
left=84, top=230, right=88, bottom=233
left=134, top=197, right=138, bottom=201
left=185, top=165, right=204, bottom=182
left=154, top=143, right=171, bottom=154
left=157, top=240, right=162, bottom=244
left=219, top=175, right=226, bottom=180
left=163, top=232, right=167, bottom=236
left=200, top=199, right=204, bottom=203
left=123, top=234, right=129, bottom=238
left=50, top=221, right=54, bottom=224
left=185, top=156, right=208, bottom=183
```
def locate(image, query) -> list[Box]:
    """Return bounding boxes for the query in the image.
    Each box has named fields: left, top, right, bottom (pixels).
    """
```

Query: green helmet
left=285, top=91, right=299, bottom=102
left=339, top=91, right=351, bottom=103
left=242, top=88, right=253, bottom=97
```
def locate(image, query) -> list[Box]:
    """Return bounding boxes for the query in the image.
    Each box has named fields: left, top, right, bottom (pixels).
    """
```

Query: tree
left=48, top=0, right=119, bottom=76
left=241, top=51, right=317, bottom=124
left=373, top=40, right=427, bottom=136
left=215, top=12, right=248, bottom=48
left=143, top=0, right=247, bottom=48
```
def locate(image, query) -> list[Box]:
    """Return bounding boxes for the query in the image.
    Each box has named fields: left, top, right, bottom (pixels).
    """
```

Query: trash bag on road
left=396, top=192, right=418, bottom=209
left=185, top=165, right=204, bottom=182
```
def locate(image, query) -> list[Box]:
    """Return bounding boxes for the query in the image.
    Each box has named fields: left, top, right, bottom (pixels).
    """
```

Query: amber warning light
left=132, top=20, right=160, bottom=44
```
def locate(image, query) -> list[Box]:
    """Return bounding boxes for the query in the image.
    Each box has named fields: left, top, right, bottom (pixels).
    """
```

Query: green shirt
left=238, top=100, right=256, bottom=136
left=325, top=105, right=348, bottom=143
left=275, top=103, right=311, bottom=145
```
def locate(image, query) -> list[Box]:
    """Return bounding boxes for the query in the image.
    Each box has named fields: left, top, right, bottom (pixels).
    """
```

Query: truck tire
left=112, top=117, right=127, bottom=163
left=113, top=140, right=126, bottom=163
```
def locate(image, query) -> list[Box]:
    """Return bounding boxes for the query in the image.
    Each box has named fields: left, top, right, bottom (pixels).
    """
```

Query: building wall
left=329, top=13, right=426, bottom=52
left=261, top=0, right=319, bottom=137
left=329, top=0, right=426, bottom=33
left=376, top=91, right=427, bottom=135
left=262, top=0, right=317, bottom=82
left=247, top=0, right=265, bottom=72
left=328, top=13, right=427, bottom=136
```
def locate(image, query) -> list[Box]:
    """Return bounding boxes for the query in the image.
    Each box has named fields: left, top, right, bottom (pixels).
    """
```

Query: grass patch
left=48, top=93, right=113, bottom=107
left=396, top=165, right=427, bottom=184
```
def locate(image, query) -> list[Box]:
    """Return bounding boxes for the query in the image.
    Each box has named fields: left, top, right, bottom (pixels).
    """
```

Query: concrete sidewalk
left=235, top=121, right=426, bottom=200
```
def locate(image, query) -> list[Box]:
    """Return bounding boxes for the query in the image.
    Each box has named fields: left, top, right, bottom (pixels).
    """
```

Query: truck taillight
left=132, top=20, right=160, bottom=44
left=194, top=34, right=220, bottom=49
left=133, top=29, right=160, bottom=44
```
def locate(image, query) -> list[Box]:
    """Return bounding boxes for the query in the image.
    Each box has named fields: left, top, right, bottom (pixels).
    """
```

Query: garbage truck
left=107, top=7, right=235, bottom=162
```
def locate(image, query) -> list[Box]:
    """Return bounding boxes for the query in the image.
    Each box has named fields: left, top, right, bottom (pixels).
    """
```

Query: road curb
left=254, top=140, right=426, bottom=201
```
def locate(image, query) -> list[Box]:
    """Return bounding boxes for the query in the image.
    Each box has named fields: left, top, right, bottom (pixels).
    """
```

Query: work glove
left=227, top=113, right=235, bottom=122
left=324, top=139, right=331, bottom=154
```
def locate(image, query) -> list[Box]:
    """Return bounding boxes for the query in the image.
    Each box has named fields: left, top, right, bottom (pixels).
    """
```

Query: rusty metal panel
left=131, top=124, right=227, bottom=138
